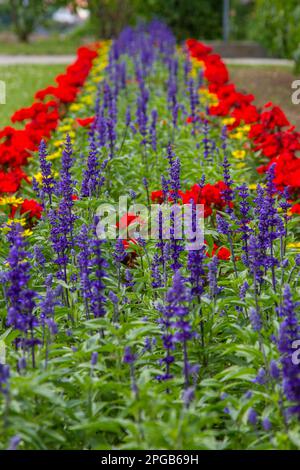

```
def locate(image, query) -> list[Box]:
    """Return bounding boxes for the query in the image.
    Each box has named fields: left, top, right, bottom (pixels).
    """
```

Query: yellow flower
left=22, top=229, right=33, bottom=237
left=69, top=104, right=81, bottom=112
left=236, top=162, right=246, bottom=169
left=80, top=96, right=93, bottom=106
left=58, top=125, right=72, bottom=133
left=6, top=218, right=26, bottom=227
left=33, top=172, right=43, bottom=184
left=85, top=85, right=97, bottom=93
left=0, top=196, right=24, bottom=206
left=287, top=242, right=300, bottom=249
left=54, top=140, right=64, bottom=148
left=238, top=124, right=251, bottom=133
left=222, top=117, right=236, bottom=126
left=229, top=132, right=244, bottom=140
left=46, top=151, right=61, bottom=161
left=198, top=89, right=218, bottom=106
left=232, top=150, right=246, bottom=160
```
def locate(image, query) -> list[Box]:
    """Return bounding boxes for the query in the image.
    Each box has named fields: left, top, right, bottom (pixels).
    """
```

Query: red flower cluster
left=76, top=116, right=95, bottom=127
left=151, top=181, right=230, bottom=218
left=0, top=44, right=99, bottom=218
left=250, top=103, right=300, bottom=195
left=186, top=39, right=300, bottom=203
left=0, top=168, right=29, bottom=193
left=11, top=199, right=43, bottom=220
left=35, top=46, right=98, bottom=103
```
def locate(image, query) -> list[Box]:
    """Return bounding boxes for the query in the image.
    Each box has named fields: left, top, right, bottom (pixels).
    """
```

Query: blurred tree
left=9, top=0, right=68, bottom=42
left=87, top=0, right=222, bottom=40
left=249, top=0, right=300, bottom=59
left=138, top=0, right=222, bottom=40
left=87, top=0, right=139, bottom=38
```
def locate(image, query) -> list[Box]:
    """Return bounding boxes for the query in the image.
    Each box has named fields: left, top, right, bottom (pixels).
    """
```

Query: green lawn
left=0, top=34, right=93, bottom=55
left=0, top=64, right=65, bottom=128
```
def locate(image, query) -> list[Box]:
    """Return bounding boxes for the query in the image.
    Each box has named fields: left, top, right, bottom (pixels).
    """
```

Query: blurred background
left=0, top=0, right=299, bottom=129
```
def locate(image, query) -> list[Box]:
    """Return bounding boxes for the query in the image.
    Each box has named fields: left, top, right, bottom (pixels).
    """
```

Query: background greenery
left=1, top=1, right=300, bottom=63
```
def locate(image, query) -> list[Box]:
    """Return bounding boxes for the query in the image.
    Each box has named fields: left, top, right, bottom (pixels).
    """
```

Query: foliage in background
left=248, top=0, right=300, bottom=61
left=138, top=0, right=222, bottom=41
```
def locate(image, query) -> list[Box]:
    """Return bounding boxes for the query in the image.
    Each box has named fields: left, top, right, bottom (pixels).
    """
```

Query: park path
left=0, top=55, right=76, bottom=65
left=0, top=55, right=294, bottom=66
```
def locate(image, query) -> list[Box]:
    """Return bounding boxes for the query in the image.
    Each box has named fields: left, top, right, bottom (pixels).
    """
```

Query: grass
left=0, top=34, right=93, bottom=56
left=0, top=64, right=66, bottom=127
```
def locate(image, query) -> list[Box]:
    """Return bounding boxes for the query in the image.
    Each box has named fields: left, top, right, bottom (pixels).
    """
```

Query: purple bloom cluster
left=5, top=224, right=39, bottom=360
left=157, top=272, right=195, bottom=386
left=38, top=140, right=55, bottom=205
left=0, top=364, right=10, bottom=395
left=278, top=285, right=300, bottom=418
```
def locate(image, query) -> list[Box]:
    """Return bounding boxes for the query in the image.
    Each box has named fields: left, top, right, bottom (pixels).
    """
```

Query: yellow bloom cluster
left=229, top=124, right=251, bottom=140
left=50, top=40, right=111, bottom=151
left=198, top=88, right=218, bottom=106
left=0, top=196, right=24, bottom=206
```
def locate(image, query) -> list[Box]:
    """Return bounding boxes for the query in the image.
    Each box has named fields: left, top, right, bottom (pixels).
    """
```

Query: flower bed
left=0, top=22, right=300, bottom=450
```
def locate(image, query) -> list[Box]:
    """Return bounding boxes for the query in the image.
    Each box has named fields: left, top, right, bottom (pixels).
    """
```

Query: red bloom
left=151, top=190, right=164, bottom=203
left=291, top=203, right=300, bottom=214
left=0, top=168, right=27, bottom=194
left=76, top=116, right=95, bottom=127
left=11, top=198, right=43, bottom=220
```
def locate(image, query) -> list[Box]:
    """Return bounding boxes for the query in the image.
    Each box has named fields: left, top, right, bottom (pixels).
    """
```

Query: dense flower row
left=0, top=22, right=300, bottom=450
left=0, top=43, right=100, bottom=226
left=187, top=38, right=300, bottom=211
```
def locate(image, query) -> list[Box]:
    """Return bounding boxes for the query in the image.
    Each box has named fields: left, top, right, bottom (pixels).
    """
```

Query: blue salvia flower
left=125, top=269, right=134, bottom=287
left=262, top=417, right=272, bottom=431
left=7, top=435, right=21, bottom=450
left=222, top=155, right=233, bottom=213
left=221, top=125, right=227, bottom=151
left=202, top=120, right=211, bottom=160
left=81, top=140, right=103, bottom=198
left=91, top=352, right=98, bottom=367
left=38, top=140, right=55, bottom=205
left=5, top=224, right=39, bottom=363
left=0, top=364, right=10, bottom=395
left=249, top=307, right=262, bottom=332
left=207, top=256, right=219, bottom=299
left=157, top=271, right=194, bottom=385
left=269, top=359, right=280, bottom=380
left=187, top=246, right=206, bottom=298
left=172, top=272, right=195, bottom=388
left=77, top=224, right=92, bottom=318
left=237, top=184, right=252, bottom=262
left=97, top=106, right=107, bottom=147
left=188, top=77, right=198, bottom=135
left=114, top=239, right=126, bottom=263
left=278, top=284, right=300, bottom=418
left=239, top=281, right=249, bottom=300
left=129, top=189, right=136, bottom=200
left=149, top=109, right=158, bottom=152
left=40, top=274, right=58, bottom=334
left=151, top=253, right=162, bottom=288
left=34, top=245, right=46, bottom=268
left=48, top=201, right=72, bottom=283
left=248, top=408, right=257, bottom=426
left=253, top=367, right=267, bottom=385
left=89, top=238, right=107, bottom=318
left=123, top=346, right=138, bottom=396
